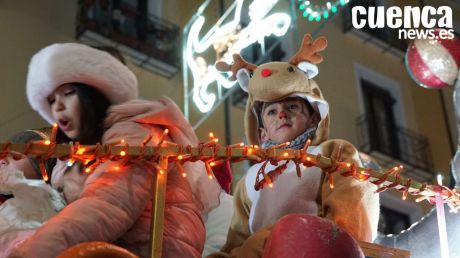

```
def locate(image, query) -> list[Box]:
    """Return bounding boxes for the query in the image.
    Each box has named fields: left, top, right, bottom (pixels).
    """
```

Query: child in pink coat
left=8, top=43, right=221, bottom=257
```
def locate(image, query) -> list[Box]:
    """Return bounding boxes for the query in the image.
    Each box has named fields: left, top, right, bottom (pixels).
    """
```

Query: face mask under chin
left=261, top=127, right=317, bottom=150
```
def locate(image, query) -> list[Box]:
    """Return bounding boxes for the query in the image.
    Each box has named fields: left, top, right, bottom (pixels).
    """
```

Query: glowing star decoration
left=184, top=0, right=291, bottom=113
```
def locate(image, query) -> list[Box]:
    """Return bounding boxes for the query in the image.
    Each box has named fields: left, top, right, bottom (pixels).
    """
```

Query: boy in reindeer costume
left=209, top=35, right=379, bottom=258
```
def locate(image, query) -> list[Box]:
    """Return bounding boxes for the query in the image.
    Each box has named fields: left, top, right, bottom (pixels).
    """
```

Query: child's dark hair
left=56, top=84, right=110, bottom=144
left=76, top=84, right=111, bottom=144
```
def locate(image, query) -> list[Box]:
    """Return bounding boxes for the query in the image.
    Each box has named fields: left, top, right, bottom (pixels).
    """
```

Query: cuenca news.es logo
left=351, top=6, right=454, bottom=40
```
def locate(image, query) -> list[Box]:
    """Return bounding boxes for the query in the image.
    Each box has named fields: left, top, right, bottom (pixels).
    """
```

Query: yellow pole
left=149, top=157, right=168, bottom=258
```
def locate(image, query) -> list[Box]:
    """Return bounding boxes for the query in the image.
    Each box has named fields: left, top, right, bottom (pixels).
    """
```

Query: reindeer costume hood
left=213, top=36, right=380, bottom=254
left=216, top=35, right=329, bottom=146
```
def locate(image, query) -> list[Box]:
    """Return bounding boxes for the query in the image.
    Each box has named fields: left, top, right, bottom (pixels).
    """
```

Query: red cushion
left=263, top=214, right=364, bottom=258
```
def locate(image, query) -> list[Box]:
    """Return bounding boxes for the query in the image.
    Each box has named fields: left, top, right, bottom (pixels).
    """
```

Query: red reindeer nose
left=261, top=68, right=272, bottom=77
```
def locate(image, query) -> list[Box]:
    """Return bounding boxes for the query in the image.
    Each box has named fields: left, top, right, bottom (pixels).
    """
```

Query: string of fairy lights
left=1, top=125, right=460, bottom=212
left=297, top=0, right=351, bottom=22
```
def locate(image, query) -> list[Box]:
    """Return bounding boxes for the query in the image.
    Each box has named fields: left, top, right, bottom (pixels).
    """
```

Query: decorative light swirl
left=297, top=0, right=350, bottom=22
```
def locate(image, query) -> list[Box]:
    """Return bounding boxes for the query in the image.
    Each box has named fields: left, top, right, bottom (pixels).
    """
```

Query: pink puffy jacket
left=10, top=97, right=214, bottom=258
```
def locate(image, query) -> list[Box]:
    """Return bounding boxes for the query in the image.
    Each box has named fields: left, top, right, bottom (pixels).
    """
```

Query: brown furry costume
left=209, top=35, right=379, bottom=258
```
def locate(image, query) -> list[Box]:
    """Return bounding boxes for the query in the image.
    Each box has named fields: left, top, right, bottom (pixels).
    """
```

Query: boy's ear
left=259, top=127, right=269, bottom=142
left=308, top=112, right=321, bottom=129
left=313, top=111, right=321, bottom=124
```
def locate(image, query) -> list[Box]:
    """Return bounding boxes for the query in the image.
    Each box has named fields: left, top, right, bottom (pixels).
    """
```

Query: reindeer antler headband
left=215, top=34, right=328, bottom=82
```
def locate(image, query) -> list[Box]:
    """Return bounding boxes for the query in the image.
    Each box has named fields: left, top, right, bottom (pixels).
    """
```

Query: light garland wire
left=0, top=131, right=459, bottom=211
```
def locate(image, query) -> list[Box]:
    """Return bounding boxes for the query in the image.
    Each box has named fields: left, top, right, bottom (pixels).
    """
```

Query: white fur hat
left=26, top=43, right=138, bottom=124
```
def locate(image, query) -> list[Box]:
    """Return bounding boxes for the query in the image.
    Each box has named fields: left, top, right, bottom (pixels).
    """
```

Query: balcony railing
left=356, top=115, right=435, bottom=182
left=76, top=0, right=180, bottom=78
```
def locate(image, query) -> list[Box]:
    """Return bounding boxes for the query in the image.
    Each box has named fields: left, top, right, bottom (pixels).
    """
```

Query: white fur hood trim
left=27, top=43, right=138, bottom=124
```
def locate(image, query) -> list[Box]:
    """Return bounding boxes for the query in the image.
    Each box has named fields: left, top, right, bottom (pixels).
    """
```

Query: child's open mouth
left=58, top=119, right=72, bottom=131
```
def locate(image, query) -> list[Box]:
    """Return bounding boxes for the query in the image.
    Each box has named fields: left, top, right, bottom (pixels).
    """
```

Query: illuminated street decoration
left=297, top=0, right=350, bottom=22
left=184, top=0, right=291, bottom=113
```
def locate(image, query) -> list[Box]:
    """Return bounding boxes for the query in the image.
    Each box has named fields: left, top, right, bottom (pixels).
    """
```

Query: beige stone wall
left=0, top=1, right=77, bottom=139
